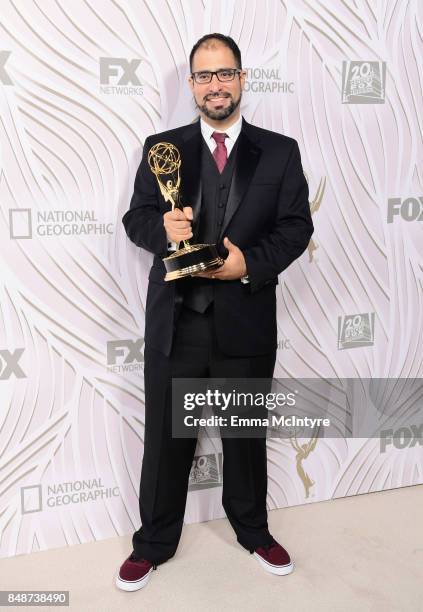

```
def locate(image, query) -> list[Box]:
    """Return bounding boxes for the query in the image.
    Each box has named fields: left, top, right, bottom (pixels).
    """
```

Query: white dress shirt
left=200, top=114, right=242, bottom=157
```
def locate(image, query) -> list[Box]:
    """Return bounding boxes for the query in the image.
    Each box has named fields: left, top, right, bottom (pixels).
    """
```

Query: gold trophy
left=148, top=142, right=224, bottom=281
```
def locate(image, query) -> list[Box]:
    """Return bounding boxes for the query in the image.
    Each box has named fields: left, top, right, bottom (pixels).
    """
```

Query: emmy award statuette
left=148, top=142, right=224, bottom=281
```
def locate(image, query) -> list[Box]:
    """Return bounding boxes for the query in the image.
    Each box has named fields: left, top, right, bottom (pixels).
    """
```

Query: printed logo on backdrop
left=0, top=348, right=25, bottom=380
left=305, top=174, right=326, bottom=262
left=107, top=339, right=144, bottom=375
left=99, top=57, right=143, bottom=95
left=387, top=197, right=423, bottom=223
left=188, top=453, right=223, bottom=491
left=267, top=421, right=319, bottom=499
left=290, top=429, right=319, bottom=499
left=342, top=61, right=386, bottom=104
left=380, top=425, right=423, bottom=453
left=20, top=478, right=120, bottom=514
left=9, top=209, right=114, bottom=239
left=338, top=313, right=375, bottom=349
left=277, top=338, right=291, bottom=350
left=0, top=51, right=13, bottom=85
left=244, top=67, right=294, bottom=94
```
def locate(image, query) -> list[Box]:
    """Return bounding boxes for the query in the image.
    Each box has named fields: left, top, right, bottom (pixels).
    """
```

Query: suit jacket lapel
left=177, top=117, right=262, bottom=243
left=179, top=120, right=202, bottom=241
left=218, top=119, right=262, bottom=242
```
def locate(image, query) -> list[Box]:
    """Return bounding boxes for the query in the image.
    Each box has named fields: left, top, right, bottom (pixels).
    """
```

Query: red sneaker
left=115, top=552, right=156, bottom=591
left=252, top=539, right=294, bottom=575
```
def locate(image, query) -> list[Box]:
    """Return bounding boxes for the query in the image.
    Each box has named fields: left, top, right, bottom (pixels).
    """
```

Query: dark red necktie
left=212, top=131, right=228, bottom=173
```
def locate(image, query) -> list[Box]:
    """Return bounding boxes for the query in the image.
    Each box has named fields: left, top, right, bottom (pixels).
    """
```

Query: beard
left=196, top=91, right=241, bottom=121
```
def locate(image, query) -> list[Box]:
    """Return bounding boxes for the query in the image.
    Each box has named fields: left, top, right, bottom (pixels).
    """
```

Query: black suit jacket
left=122, top=118, right=314, bottom=357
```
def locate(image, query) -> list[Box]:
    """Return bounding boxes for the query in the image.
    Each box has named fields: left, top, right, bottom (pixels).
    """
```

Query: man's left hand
left=193, top=237, right=247, bottom=280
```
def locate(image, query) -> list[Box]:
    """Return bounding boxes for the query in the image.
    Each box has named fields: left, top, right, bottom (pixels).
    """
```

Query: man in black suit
left=116, top=33, right=313, bottom=591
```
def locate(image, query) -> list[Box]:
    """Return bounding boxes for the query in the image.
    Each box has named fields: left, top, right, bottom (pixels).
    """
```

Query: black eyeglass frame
left=190, top=68, right=242, bottom=84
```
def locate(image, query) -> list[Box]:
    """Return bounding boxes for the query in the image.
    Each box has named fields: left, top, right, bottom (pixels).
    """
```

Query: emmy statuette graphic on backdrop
left=148, top=142, right=224, bottom=281
left=305, top=173, right=326, bottom=263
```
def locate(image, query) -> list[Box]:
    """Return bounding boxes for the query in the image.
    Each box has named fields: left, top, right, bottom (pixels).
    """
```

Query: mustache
left=204, top=92, right=232, bottom=102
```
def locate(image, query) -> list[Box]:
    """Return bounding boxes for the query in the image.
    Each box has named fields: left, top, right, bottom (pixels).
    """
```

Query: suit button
left=217, top=220, right=223, bottom=226
left=218, top=202, right=224, bottom=208
left=220, top=184, right=225, bottom=189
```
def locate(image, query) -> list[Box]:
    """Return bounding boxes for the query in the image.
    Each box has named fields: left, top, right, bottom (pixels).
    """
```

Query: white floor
left=1, top=484, right=422, bottom=611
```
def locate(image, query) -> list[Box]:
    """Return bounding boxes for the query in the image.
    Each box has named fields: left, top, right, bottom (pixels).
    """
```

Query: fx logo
left=99, top=57, right=141, bottom=85
left=387, top=197, right=423, bottom=223
left=0, top=348, right=25, bottom=380
left=107, top=339, right=143, bottom=365
left=0, top=51, right=13, bottom=85
left=380, top=424, right=423, bottom=453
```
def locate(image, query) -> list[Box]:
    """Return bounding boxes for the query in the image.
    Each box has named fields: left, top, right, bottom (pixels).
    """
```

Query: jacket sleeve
left=122, top=136, right=168, bottom=257
left=242, top=140, right=314, bottom=293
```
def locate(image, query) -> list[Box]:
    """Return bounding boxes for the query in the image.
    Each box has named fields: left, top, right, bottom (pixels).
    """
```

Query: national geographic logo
left=342, top=61, right=386, bottom=104
left=99, top=57, right=143, bottom=95
left=0, top=348, right=25, bottom=380
left=188, top=453, right=223, bottom=491
left=244, top=67, right=294, bottom=94
left=277, top=339, right=291, bottom=350
left=9, top=209, right=114, bottom=239
left=380, top=425, right=423, bottom=453
left=21, top=478, right=120, bottom=514
left=0, top=51, right=13, bottom=85
left=338, top=313, right=375, bottom=349
left=107, top=339, right=144, bottom=374
left=387, top=197, right=423, bottom=223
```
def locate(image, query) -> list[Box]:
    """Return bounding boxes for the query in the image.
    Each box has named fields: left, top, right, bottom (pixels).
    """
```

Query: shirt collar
left=200, top=114, right=243, bottom=143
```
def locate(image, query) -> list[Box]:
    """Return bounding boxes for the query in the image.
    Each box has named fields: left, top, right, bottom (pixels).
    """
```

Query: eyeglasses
left=191, top=68, right=241, bottom=84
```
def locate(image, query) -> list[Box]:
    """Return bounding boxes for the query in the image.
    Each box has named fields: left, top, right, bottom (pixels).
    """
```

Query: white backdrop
left=1, top=0, right=422, bottom=558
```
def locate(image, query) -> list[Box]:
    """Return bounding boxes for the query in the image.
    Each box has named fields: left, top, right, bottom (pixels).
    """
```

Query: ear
left=188, top=74, right=194, bottom=93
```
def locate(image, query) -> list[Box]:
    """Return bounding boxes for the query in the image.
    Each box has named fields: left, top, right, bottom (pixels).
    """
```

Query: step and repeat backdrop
left=1, top=0, right=422, bottom=558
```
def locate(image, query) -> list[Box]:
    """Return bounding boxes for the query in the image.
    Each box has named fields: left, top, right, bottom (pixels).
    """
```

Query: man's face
left=189, top=43, right=246, bottom=121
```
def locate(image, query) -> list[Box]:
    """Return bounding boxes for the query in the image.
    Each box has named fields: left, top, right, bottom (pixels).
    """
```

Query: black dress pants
left=132, top=303, right=276, bottom=564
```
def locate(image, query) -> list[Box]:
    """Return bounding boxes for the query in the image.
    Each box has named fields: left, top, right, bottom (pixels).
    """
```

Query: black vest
left=179, top=137, right=238, bottom=313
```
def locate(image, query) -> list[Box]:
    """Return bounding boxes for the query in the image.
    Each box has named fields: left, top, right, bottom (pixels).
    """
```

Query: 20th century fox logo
left=342, top=61, right=386, bottom=104
left=188, top=453, right=223, bottom=491
left=338, top=313, right=375, bottom=350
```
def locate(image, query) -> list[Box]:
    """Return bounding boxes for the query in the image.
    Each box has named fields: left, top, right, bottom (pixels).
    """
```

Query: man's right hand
left=163, top=206, right=193, bottom=243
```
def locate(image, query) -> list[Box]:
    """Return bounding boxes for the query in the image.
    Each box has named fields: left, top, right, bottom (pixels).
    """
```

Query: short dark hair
left=189, top=33, right=242, bottom=72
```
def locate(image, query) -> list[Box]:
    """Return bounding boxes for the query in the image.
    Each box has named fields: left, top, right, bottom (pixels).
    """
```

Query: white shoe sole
left=253, top=553, right=295, bottom=576
left=115, top=566, right=153, bottom=591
